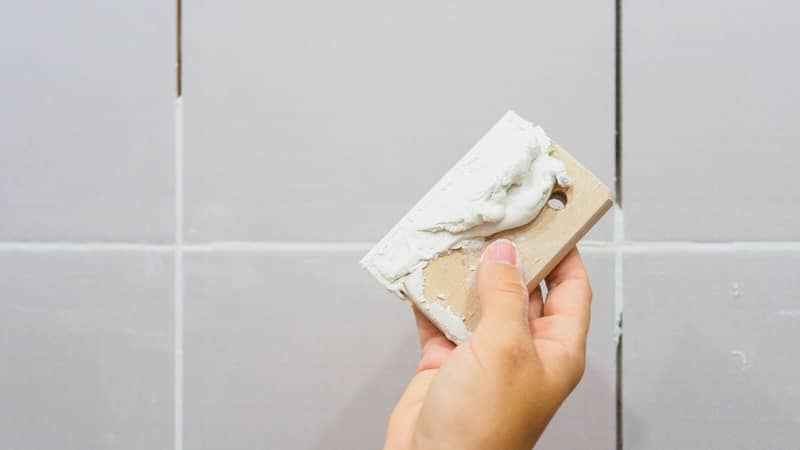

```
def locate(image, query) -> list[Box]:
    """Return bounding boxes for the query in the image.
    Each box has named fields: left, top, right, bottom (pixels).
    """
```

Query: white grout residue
left=729, top=349, right=750, bottom=369
left=731, top=282, right=741, bottom=299
left=778, top=309, right=800, bottom=318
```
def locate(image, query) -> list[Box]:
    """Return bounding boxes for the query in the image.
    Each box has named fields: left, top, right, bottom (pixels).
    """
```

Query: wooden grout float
left=361, top=111, right=613, bottom=343
left=422, top=145, right=612, bottom=331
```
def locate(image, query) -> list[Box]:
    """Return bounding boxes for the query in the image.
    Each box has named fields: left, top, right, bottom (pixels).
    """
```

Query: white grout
left=0, top=242, right=171, bottom=251
left=620, top=241, right=800, bottom=252
left=173, top=98, right=184, bottom=450
left=577, top=240, right=619, bottom=250
left=183, top=241, right=374, bottom=252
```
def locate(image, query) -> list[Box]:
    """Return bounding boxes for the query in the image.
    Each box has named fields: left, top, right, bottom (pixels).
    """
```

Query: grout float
left=361, top=111, right=571, bottom=343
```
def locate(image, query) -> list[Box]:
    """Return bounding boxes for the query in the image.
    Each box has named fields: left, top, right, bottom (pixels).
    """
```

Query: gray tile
left=0, top=1, right=175, bottom=241
left=183, top=250, right=419, bottom=450
left=184, top=0, right=615, bottom=242
left=623, top=0, right=800, bottom=241
left=184, top=249, right=614, bottom=450
left=538, top=249, right=616, bottom=450
left=623, top=250, right=800, bottom=449
left=0, top=250, right=173, bottom=450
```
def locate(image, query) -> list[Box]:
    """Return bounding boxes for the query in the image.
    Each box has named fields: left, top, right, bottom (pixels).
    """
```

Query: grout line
left=615, top=318, right=623, bottom=450
left=183, top=241, right=374, bottom=252
left=613, top=207, right=625, bottom=339
left=614, top=0, right=623, bottom=208
left=176, top=0, right=182, bottom=97
left=0, top=242, right=171, bottom=251
left=578, top=240, right=618, bottom=249
left=173, top=98, right=184, bottom=450
left=620, top=241, right=800, bottom=252
left=3, top=240, right=800, bottom=252
left=614, top=0, right=624, bottom=447
left=613, top=204, right=624, bottom=450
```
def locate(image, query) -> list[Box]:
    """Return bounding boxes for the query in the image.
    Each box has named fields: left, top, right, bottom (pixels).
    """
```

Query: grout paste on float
left=361, top=111, right=570, bottom=343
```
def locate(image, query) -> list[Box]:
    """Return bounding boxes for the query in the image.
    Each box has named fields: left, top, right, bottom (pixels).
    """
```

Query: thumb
left=475, top=239, right=530, bottom=333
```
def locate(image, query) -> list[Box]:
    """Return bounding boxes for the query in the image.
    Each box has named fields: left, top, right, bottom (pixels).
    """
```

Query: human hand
left=384, top=239, right=592, bottom=450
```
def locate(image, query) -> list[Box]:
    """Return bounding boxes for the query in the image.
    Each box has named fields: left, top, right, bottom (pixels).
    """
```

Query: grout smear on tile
left=731, top=282, right=741, bottom=299
left=729, top=349, right=751, bottom=370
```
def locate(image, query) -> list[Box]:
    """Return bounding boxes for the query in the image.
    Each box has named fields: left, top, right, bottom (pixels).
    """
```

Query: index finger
left=412, top=306, right=455, bottom=371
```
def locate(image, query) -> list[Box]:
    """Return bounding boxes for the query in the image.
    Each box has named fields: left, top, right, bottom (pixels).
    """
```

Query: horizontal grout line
left=579, top=240, right=617, bottom=248
left=3, top=240, right=800, bottom=252
left=0, top=241, right=372, bottom=252
left=183, top=241, right=375, bottom=252
left=0, top=242, right=172, bottom=251
left=620, top=241, right=800, bottom=252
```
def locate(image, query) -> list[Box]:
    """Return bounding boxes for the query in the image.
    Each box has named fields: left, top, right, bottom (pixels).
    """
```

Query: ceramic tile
left=184, top=0, right=614, bottom=242
left=0, top=1, right=175, bottom=241
left=0, top=250, right=173, bottom=449
left=538, top=249, right=616, bottom=450
left=184, top=248, right=615, bottom=449
left=623, top=0, right=800, bottom=240
left=623, top=249, right=800, bottom=449
left=183, top=250, right=418, bottom=449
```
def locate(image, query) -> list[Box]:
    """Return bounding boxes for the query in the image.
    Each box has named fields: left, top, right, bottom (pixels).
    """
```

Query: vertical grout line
left=173, top=0, right=184, bottom=447
left=176, top=0, right=182, bottom=97
left=173, top=98, right=184, bottom=450
left=614, top=0, right=624, bottom=449
left=614, top=0, right=623, bottom=206
left=614, top=206, right=624, bottom=450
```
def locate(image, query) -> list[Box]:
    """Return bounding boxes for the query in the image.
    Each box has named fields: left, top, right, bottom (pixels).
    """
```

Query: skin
left=384, top=239, right=592, bottom=450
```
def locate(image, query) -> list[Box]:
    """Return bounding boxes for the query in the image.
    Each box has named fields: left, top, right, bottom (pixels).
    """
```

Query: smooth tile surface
left=623, top=0, right=800, bottom=240
left=184, top=0, right=614, bottom=242
left=0, top=250, right=173, bottom=450
left=623, top=250, right=800, bottom=449
left=538, top=249, right=616, bottom=450
left=0, top=1, right=175, bottom=241
left=184, top=249, right=614, bottom=450
left=183, top=251, right=418, bottom=450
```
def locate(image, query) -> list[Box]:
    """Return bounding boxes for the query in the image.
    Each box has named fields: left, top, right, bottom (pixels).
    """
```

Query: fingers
left=475, top=239, right=530, bottom=334
left=542, top=248, right=592, bottom=333
left=413, top=307, right=455, bottom=371
left=528, top=284, right=544, bottom=324
left=384, top=370, right=437, bottom=450
left=413, top=306, right=444, bottom=348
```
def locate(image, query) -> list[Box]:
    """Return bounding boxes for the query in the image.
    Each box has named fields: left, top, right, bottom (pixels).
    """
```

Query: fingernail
left=483, top=239, right=517, bottom=266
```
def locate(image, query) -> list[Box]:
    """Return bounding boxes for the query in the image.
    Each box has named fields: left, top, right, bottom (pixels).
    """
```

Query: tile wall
left=2, top=0, right=797, bottom=449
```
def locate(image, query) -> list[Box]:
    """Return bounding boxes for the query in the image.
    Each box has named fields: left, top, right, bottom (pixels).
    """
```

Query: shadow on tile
left=539, top=358, right=616, bottom=449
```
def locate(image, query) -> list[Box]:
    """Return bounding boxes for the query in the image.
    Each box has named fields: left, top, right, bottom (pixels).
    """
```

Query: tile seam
left=614, top=0, right=624, bottom=446
left=173, top=97, right=184, bottom=450
left=3, top=240, right=800, bottom=251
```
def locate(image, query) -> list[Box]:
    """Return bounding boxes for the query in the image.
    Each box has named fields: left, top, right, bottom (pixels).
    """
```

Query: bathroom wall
left=1, top=0, right=798, bottom=449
